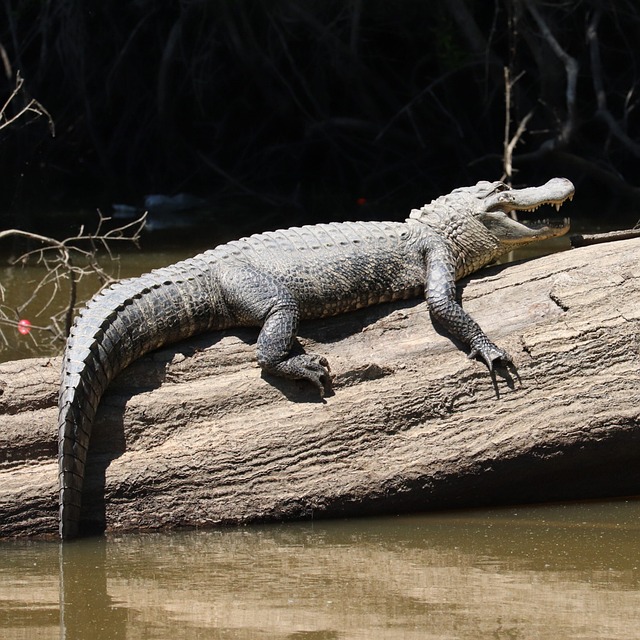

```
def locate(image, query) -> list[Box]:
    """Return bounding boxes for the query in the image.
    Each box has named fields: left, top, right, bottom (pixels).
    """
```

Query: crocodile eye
left=493, top=183, right=510, bottom=193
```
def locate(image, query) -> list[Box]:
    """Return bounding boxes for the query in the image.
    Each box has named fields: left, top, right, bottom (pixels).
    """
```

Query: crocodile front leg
left=424, top=240, right=512, bottom=370
left=219, top=265, right=331, bottom=394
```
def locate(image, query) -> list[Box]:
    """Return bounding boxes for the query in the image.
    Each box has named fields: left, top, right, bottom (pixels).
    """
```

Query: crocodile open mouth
left=506, top=188, right=574, bottom=234
left=480, top=191, right=572, bottom=243
left=514, top=214, right=571, bottom=231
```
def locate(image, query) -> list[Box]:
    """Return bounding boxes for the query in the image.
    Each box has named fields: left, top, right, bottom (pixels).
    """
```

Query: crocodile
left=58, top=177, right=575, bottom=539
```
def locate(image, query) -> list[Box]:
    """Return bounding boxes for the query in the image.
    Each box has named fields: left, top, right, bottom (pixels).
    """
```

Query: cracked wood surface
left=1, top=238, right=639, bottom=538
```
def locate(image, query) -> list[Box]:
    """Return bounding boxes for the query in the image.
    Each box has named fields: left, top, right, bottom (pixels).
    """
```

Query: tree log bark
left=1, top=239, right=639, bottom=539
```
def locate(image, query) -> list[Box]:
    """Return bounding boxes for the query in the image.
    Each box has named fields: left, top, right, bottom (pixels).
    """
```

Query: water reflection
left=1, top=501, right=639, bottom=639
left=59, top=539, right=127, bottom=640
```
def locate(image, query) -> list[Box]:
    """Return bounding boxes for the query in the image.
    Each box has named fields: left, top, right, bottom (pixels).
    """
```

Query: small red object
left=356, top=197, right=367, bottom=206
left=17, top=319, right=32, bottom=335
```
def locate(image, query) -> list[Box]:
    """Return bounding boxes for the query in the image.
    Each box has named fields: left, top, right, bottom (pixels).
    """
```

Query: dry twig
left=0, top=213, right=147, bottom=355
left=501, top=66, right=534, bottom=185
left=0, top=71, right=54, bottom=135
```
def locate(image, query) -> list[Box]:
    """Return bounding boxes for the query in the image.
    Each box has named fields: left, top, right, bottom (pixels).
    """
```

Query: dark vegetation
left=1, top=0, right=640, bottom=230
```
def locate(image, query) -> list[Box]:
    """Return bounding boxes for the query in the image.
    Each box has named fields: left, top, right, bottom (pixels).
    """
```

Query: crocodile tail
left=58, top=257, right=222, bottom=539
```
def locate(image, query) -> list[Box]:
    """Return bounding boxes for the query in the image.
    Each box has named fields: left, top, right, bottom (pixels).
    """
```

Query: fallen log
left=1, top=238, right=639, bottom=539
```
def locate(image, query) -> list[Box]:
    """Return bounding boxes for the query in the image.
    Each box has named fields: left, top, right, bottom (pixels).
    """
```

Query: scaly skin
left=58, top=177, right=575, bottom=539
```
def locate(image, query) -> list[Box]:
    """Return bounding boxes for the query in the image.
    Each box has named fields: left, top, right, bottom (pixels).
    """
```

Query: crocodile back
left=206, top=221, right=427, bottom=319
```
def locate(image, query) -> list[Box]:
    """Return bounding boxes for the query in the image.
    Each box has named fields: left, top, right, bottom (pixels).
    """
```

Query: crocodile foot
left=268, top=354, right=332, bottom=396
left=468, top=339, right=513, bottom=371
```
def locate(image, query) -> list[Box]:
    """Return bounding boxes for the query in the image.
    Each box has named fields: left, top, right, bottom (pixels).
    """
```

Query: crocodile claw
left=269, top=353, right=332, bottom=396
left=300, top=354, right=332, bottom=396
left=468, top=342, right=513, bottom=371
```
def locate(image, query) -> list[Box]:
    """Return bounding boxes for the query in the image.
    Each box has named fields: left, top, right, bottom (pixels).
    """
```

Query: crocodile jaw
left=479, top=211, right=571, bottom=245
left=484, top=178, right=575, bottom=214
left=480, top=177, right=574, bottom=246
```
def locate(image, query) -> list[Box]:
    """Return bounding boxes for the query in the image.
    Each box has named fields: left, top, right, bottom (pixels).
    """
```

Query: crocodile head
left=469, top=177, right=574, bottom=244
left=409, top=177, right=575, bottom=275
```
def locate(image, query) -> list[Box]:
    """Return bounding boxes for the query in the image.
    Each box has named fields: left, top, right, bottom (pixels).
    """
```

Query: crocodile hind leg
left=219, top=265, right=331, bottom=394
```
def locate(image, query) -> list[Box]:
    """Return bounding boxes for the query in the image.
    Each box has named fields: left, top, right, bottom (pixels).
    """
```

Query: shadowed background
left=1, top=0, right=639, bottom=233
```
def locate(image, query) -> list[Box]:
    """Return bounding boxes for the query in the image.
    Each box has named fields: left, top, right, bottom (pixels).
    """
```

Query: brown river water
left=1, top=502, right=639, bottom=639
left=1, top=218, right=639, bottom=638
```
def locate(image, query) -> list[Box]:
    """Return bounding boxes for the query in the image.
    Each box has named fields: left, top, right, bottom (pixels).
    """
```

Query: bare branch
left=523, top=0, right=579, bottom=147
left=571, top=228, right=640, bottom=248
left=0, top=71, right=55, bottom=136
left=502, top=66, right=533, bottom=185
left=0, top=41, right=12, bottom=79
left=587, top=10, right=640, bottom=158
left=0, top=213, right=146, bottom=356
